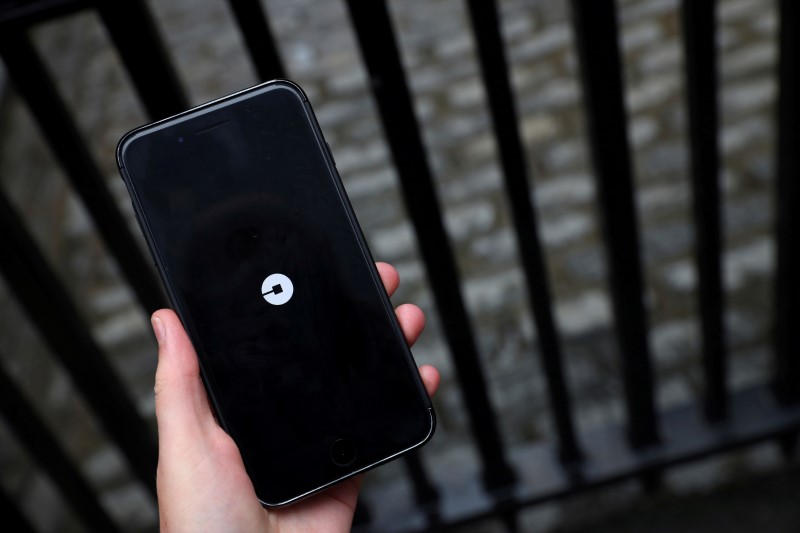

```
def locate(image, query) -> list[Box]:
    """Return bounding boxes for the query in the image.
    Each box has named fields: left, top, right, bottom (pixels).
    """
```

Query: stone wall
left=0, top=0, right=778, bottom=530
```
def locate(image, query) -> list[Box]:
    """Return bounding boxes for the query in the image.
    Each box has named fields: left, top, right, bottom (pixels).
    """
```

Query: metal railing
left=0, top=0, right=798, bottom=531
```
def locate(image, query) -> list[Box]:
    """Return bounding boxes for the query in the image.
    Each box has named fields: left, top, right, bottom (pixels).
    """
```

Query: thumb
left=151, top=309, right=216, bottom=444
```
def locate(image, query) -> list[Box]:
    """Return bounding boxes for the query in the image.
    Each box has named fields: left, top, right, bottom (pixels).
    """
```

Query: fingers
left=395, top=304, right=425, bottom=346
left=376, top=262, right=400, bottom=297
left=152, top=309, right=215, bottom=442
left=418, top=365, right=440, bottom=397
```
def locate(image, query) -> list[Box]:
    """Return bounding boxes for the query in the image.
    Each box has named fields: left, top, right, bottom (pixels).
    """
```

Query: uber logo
left=261, top=273, right=294, bottom=305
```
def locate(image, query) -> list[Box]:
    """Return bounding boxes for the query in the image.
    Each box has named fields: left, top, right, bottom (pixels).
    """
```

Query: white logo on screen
left=261, top=273, right=294, bottom=305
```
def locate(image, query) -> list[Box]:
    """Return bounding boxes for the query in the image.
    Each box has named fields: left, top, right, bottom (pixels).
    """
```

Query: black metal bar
left=775, top=0, right=800, bottom=404
left=0, top=29, right=167, bottom=314
left=96, top=0, right=188, bottom=119
left=569, top=0, right=660, bottom=448
left=681, top=0, right=727, bottom=421
left=0, top=190, right=157, bottom=498
left=504, top=512, right=520, bottom=533
left=466, top=0, right=583, bottom=465
left=777, top=431, right=798, bottom=459
left=353, top=500, right=371, bottom=526
left=226, top=0, right=285, bottom=81
left=0, top=484, right=36, bottom=533
left=0, top=0, right=85, bottom=27
left=0, top=359, right=120, bottom=532
left=403, top=452, right=439, bottom=510
left=343, top=0, right=516, bottom=492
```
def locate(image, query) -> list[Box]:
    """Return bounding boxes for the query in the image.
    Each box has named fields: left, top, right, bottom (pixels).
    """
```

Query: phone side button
left=329, top=439, right=357, bottom=467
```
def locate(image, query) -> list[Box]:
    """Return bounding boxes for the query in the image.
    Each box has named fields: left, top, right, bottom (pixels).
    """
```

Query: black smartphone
left=116, top=80, right=435, bottom=506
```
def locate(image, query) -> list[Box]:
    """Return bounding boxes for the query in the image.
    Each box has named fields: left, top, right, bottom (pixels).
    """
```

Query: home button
left=329, top=439, right=357, bottom=467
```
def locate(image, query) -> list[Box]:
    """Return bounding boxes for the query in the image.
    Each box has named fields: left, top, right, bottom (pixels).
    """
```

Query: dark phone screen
left=120, top=83, right=431, bottom=505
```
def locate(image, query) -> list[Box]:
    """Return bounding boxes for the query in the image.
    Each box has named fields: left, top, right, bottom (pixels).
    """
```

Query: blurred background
left=1, top=0, right=798, bottom=531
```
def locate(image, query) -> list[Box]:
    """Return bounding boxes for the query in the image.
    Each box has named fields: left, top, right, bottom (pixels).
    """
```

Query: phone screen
left=119, top=83, right=432, bottom=505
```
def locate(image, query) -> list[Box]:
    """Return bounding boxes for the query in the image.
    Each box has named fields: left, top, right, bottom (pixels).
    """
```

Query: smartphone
left=116, top=80, right=435, bottom=506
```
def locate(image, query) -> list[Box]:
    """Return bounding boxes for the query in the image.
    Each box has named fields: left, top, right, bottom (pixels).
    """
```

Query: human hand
left=151, top=262, right=440, bottom=533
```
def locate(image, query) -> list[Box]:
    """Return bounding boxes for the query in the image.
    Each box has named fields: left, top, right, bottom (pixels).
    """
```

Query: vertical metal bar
left=775, top=0, right=800, bottom=404
left=502, top=511, right=520, bottom=533
left=681, top=0, right=727, bottom=421
left=0, top=485, right=36, bottom=533
left=353, top=500, right=371, bottom=526
left=226, top=0, right=286, bottom=81
left=96, top=0, right=188, bottom=119
left=343, top=0, right=517, bottom=491
left=465, top=0, right=583, bottom=465
left=569, top=0, right=660, bottom=448
left=777, top=431, right=798, bottom=459
left=0, top=190, right=157, bottom=498
left=0, top=360, right=120, bottom=532
left=0, top=29, right=167, bottom=314
left=403, top=452, right=439, bottom=509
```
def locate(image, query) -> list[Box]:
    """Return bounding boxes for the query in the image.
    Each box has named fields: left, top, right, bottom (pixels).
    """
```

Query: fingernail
left=151, top=315, right=166, bottom=345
